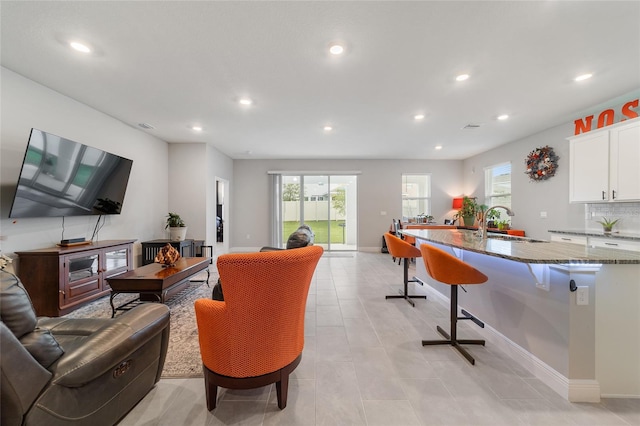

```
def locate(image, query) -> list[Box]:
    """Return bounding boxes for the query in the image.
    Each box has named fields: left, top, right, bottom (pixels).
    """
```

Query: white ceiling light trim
left=239, top=97, right=253, bottom=106
left=455, top=74, right=470, bottom=82
left=497, top=114, right=509, bottom=120
left=414, top=114, right=425, bottom=120
left=574, top=73, right=593, bottom=82
left=69, top=41, right=91, bottom=53
left=328, top=43, right=345, bottom=55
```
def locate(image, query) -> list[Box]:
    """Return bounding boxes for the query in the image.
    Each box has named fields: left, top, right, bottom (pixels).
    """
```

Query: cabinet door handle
left=612, top=190, right=617, bottom=199
left=602, top=191, right=606, bottom=200
left=561, top=238, right=571, bottom=241
left=605, top=242, right=619, bottom=246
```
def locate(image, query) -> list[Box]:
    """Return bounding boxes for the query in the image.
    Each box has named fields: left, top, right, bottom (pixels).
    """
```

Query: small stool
left=419, top=243, right=488, bottom=365
left=383, top=233, right=427, bottom=307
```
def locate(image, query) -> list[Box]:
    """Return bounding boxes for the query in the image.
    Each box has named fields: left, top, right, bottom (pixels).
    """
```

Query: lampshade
left=452, top=197, right=464, bottom=210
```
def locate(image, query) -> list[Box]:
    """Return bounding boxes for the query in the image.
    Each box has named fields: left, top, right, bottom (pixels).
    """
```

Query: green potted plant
left=166, top=212, right=187, bottom=241
left=597, top=217, right=619, bottom=234
left=457, top=196, right=479, bottom=227
left=496, top=219, right=510, bottom=231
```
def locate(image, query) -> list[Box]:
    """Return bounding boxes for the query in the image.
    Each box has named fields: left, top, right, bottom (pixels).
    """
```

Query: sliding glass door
left=281, top=174, right=357, bottom=251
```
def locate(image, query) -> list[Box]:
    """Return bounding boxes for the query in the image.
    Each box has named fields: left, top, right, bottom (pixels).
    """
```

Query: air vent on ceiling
left=138, top=122, right=155, bottom=129
left=463, top=124, right=481, bottom=129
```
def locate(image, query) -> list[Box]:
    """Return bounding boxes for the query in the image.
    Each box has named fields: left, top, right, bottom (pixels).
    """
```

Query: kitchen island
left=402, top=228, right=640, bottom=402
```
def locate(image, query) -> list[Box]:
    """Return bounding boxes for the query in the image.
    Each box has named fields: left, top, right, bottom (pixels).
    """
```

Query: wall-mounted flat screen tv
left=9, top=128, right=133, bottom=218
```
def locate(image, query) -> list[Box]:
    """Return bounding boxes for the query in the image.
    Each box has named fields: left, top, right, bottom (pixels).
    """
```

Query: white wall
left=167, top=142, right=233, bottom=247
left=462, top=123, right=583, bottom=240
left=462, top=89, right=640, bottom=240
left=168, top=143, right=207, bottom=241
left=231, top=159, right=464, bottom=251
left=0, top=67, right=170, bottom=264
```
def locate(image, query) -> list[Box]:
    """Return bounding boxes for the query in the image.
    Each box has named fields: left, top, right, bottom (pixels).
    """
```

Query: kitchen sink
left=486, top=234, right=548, bottom=243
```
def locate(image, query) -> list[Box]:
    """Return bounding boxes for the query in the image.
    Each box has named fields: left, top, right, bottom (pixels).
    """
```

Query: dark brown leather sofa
left=0, top=270, right=170, bottom=425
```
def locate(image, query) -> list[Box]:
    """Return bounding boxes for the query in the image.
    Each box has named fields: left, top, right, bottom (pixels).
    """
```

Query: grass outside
left=283, top=220, right=346, bottom=244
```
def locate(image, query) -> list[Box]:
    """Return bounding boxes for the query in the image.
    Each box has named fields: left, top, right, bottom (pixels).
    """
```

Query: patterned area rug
left=63, top=270, right=216, bottom=378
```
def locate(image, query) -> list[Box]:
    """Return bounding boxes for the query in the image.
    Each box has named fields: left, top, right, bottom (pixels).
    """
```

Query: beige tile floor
left=120, top=252, right=639, bottom=425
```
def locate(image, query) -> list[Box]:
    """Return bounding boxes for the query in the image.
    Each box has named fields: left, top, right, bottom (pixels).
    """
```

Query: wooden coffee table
left=107, top=257, right=210, bottom=317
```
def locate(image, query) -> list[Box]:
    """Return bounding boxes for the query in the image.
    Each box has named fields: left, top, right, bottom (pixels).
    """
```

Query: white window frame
left=401, top=174, right=431, bottom=220
left=484, top=162, right=512, bottom=208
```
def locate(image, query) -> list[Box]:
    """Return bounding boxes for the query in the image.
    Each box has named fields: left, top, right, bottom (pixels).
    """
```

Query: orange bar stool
left=383, top=233, right=427, bottom=307
left=419, top=243, right=488, bottom=365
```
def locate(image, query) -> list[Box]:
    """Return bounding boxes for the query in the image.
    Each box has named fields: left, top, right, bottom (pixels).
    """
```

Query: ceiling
left=1, top=1, right=639, bottom=160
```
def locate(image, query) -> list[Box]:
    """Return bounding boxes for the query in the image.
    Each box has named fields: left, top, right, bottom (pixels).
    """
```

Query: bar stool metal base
left=385, top=290, right=427, bottom=307
left=421, top=285, right=484, bottom=365
left=386, top=258, right=426, bottom=307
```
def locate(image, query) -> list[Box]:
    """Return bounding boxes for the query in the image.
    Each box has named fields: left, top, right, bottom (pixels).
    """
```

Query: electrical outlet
left=576, top=286, right=589, bottom=305
left=540, top=211, right=547, bottom=218
left=380, top=211, right=387, bottom=216
left=245, top=234, right=251, bottom=240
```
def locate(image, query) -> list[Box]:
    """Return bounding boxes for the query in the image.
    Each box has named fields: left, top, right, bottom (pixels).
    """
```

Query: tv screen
left=9, top=128, right=133, bottom=218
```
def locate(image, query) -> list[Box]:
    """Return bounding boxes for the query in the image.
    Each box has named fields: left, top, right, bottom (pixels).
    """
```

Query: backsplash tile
left=586, top=202, right=640, bottom=233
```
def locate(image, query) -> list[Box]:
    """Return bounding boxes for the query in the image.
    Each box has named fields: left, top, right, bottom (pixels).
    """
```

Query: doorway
left=215, top=177, right=229, bottom=258
left=281, top=175, right=357, bottom=251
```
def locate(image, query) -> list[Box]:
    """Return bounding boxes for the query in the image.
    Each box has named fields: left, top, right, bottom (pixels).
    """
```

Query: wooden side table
left=141, top=239, right=195, bottom=265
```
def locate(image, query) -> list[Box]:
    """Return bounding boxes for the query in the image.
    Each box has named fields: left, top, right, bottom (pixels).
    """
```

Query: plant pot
left=169, top=227, right=187, bottom=241
left=462, top=215, right=476, bottom=227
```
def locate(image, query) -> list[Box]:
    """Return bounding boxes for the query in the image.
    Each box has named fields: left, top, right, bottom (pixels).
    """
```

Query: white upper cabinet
left=610, top=120, right=640, bottom=201
left=569, top=118, right=640, bottom=203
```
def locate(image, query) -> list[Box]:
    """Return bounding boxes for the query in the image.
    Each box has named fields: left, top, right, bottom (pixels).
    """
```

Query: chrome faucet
left=479, top=205, right=515, bottom=240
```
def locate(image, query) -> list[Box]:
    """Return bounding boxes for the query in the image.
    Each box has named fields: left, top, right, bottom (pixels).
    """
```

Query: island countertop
left=401, top=229, right=640, bottom=264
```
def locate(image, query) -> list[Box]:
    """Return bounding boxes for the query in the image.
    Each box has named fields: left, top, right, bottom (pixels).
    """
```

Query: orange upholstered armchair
left=194, top=245, right=323, bottom=411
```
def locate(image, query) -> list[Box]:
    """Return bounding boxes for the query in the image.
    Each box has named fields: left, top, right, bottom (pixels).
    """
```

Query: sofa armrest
left=53, top=303, right=170, bottom=387
left=1, top=322, right=52, bottom=426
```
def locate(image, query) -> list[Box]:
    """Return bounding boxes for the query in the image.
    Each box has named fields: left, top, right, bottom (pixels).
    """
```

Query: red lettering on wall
left=574, top=98, right=639, bottom=135
left=622, top=99, right=639, bottom=120
left=574, top=115, right=594, bottom=135
left=597, top=109, right=615, bottom=128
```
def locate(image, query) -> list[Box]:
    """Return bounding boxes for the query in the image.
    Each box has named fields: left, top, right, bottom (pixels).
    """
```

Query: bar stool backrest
left=384, top=233, right=420, bottom=259
left=419, top=244, right=488, bottom=285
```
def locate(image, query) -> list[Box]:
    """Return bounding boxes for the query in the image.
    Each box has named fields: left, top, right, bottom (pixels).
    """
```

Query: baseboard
left=601, top=393, right=640, bottom=399
left=480, top=324, right=600, bottom=402
left=414, top=278, right=601, bottom=403
left=566, top=380, right=601, bottom=402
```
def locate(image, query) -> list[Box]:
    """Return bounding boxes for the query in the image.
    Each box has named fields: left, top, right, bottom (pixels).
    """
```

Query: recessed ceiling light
left=435, top=145, right=443, bottom=150
left=455, top=74, right=470, bottom=82
left=414, top=114, right=425, bottom=120
left=70, top=41, right=91, bottom=53
left=192, top=126, right=202, bottom=131
left=323, top=125, right=333, bottom=131
left=329, top=43, right=345, bottom=55
left=239, top=98, right=253, bottom=106
left=574, top=73, right=593, bottom=82
left=497, top=114, right=509, bottom=120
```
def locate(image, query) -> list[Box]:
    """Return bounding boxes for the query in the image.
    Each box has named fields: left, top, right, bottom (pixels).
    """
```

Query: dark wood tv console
left=16, top=240, right=135, bottom=316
